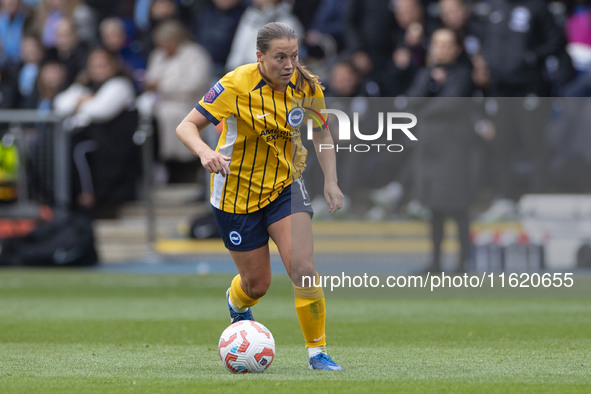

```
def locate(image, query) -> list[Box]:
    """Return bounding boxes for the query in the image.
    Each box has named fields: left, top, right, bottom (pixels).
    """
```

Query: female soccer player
left=176, top=22, right=343, bottom=370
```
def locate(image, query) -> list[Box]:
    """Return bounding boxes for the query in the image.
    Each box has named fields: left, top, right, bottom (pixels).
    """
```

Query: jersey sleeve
left=195, top=72, right=237, bottom=126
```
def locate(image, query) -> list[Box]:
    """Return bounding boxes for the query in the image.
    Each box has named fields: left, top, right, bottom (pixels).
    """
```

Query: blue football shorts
left=212, top=178, right=314, bottom=251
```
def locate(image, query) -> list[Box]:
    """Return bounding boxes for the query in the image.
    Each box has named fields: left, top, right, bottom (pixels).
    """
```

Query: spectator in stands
left=84, top=0, right=119, bottom=23
left=142, top=20, right=212, bottom=183
left=0, top=0, right=33, bottom=69
left=44, top=16, right=87, bottom=87
left=135, top=0, right=199, bottom=33
left=35, top=58, right=65, bottom=110
left=471, top=53, right=491, bottom=96
left=560, top=0, right=591, bottom=96
left=382, top=0, right=429, bottom=96
left=24, top=58, right=68, bottom=203
left=54, top=47, right=139, bottom=214
left=565, top=0, right=591, bottom=74
left=33, top=0, right=94, bottom=48
left=149, top=0, right=178, bottom=28
left=545, top=97, right=591, bottom=191
left=478, top=0, right=562, bottom=221
left=83, top=0, right=135, bottom=30
left=138, top=0, right=179, bottom=58
left=291, top=0, right=321, bottom=31
left=23, top=58, right=66, bottom=202
left=193, top=0, right=246, bottom=78
left=70, top=0, right=95, bottom=46
left=306, top=58, right=364, bottom=213
left=406, top=28, right=472, bottom=97
left=344, top=0, right=396, bottom=94
left=320, top=58, right=398, bottom=216
left=226, top=0, right=302, bottom=72
left=134, top=0, right=153, bottom=33
left=304, top=0, right=347, bottom=58
left=438, top=0, right=482, bottom=59
left=325, top=58, right=367, bottom=98
left=99, top=17, right=146, bottom=88
left=406, top=28, right=482, bottom=273
left=480, top=0, right=562, bottom=97
left=16, top=33, right=44, bottom=108
left=0, top=65, right=18, bottom=107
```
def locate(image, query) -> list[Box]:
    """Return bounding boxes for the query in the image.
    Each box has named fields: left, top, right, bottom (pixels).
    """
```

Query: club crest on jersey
left=287, top=107, right=305, bottom=127
left=229, top=231, right=242, bottom=246
left=204, top=82, right=225, bottom=104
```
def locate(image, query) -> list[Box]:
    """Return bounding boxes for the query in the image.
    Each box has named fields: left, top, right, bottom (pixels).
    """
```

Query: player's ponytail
left=294, top=62, right=322, bottom=96
left=257, top=22, right=323, bottom=95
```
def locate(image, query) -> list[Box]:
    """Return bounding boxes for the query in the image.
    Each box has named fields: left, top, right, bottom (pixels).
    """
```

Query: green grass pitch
left=1, top=269, right=590, bottom=393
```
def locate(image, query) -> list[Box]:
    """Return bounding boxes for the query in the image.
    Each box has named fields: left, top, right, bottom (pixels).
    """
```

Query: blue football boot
left=308, top=353, right=343, bottom=371
left=226, top=288, right=254, bottom=323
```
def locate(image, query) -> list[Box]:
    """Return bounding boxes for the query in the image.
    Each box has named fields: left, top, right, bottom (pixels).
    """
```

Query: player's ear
left=256, top=50, right=263, bottom=62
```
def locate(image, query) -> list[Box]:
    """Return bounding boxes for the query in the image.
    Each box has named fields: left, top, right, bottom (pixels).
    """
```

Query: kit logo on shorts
left=229, top=230, right=242, bottom=246
left=204, top=82, right=225, bottom=104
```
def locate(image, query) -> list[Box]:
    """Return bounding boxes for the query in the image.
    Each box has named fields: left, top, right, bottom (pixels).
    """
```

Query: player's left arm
left=312, top=125, right=343, bottom=214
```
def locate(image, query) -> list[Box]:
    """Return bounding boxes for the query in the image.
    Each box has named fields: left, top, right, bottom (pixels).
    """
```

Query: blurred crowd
left=1, top=0, right=590, bottom=221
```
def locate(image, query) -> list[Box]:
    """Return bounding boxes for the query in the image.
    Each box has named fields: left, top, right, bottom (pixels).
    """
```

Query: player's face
left=257, top=38, right=298, bottom=92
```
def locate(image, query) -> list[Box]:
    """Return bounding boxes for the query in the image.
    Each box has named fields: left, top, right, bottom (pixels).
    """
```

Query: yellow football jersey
left=196, top=63, right=325, bottom=214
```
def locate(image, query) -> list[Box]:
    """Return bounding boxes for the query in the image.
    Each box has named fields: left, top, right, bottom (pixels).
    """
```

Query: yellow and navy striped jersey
left=196, top=63, right=325, bottom=214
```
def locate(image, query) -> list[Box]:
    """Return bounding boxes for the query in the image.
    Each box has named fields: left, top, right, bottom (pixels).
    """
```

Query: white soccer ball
left=218, top=320, right=275, bottom=373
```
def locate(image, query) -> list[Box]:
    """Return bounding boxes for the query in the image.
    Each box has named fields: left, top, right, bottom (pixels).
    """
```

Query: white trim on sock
left=229, top=297, right=248, bottom=313
left=308, top=345, right=327, bottom=358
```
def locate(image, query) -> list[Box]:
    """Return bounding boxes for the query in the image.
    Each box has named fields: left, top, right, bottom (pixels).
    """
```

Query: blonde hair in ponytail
left=257, top=22, right=323, bottom=95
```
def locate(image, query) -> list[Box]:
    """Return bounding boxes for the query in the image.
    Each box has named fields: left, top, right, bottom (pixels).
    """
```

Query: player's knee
left=243, top=278, right=270, bottom=299
left=247, top=285, right=268, bottom=299
left=289, top=262, right=316, bottom=285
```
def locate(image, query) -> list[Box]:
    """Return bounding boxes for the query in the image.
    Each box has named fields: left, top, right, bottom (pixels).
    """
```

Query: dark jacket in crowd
left=45, top=43, right=89, bottom=88
left=193, top=1, right=246, bottom=69
left=0, top=67, right=19, bottom=108
left=406, top=61, right=473, bottom=98
left=481, top=0, right=563, bottom=96
left=344, top=0, right=396, bottom=71
left=406, top=61, right=479, bottom=212
left=73, top=109, right=140, bottom=205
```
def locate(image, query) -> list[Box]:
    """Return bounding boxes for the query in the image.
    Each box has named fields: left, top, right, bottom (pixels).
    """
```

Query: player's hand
left=200, top=150, right=231, bottom=177
left=324, top=181, right=344, bottom=214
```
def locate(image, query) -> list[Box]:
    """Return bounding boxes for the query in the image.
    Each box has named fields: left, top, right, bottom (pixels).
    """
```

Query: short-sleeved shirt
left=196, top=62, right=325, bottom=214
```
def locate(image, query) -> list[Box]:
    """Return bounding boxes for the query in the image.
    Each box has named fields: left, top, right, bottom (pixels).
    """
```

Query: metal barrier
left=0, top=109, right=158, bottom=258
left=133, top=112, right=157, bottom=256
left=0, top=110, right=69, bottom=216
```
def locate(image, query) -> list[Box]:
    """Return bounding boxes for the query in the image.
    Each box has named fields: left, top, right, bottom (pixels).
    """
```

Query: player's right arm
left=176, top=108, right=231, bottom=177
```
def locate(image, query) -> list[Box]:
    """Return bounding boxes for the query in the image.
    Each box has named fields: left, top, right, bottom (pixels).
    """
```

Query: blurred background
left=1, top=0, right=591, bottom=274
